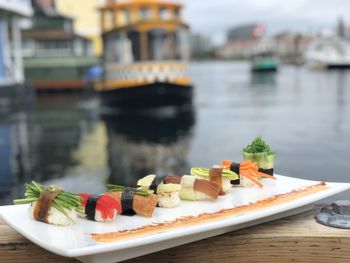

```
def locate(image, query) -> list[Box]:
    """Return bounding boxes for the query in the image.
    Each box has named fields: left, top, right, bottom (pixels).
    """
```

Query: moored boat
left=251, top=51, right=278, bottom=72
left=96, top=0, right=192, bottom=108
left=305, top=38, right=350, bottom=70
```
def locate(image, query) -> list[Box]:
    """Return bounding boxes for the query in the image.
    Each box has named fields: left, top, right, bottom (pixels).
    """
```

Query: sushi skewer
left=137, top=174, right=182, bottom=208
left=208, top=168, right=226, bottom=195
left=79, top=193, right=121, bottom=222
left=163, top=175, right=220, bottom=201
left=106, top=185, right=158, bottom=217
left=13, top=181, right=83, bottom=226
left=221, top=160, right=276, bottom=188
left=191, top=167, right=238, bottom=192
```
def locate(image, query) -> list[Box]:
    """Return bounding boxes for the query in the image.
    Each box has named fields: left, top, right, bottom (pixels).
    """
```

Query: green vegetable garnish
left=243, top=136, right=274, bottom=155
left=13, top=181, right=84, bottom=221
left=107, top=184, right=153, bottom=196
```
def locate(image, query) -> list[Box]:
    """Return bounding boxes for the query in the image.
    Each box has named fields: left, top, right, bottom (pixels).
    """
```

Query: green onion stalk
left=107, top=184, right=152, bottom=196
left=13, top=181, right=84, bottom=221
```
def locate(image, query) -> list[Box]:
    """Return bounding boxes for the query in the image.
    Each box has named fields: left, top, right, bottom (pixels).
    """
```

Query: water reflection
left=250, top=71, right=277, bottom=86
left=0, top=94, right=97, bottom=203
left=2, top=61, right=350, bottom=204
left=103, top=107, right=195, bottom=186
left=0, top=93, right=195, bottom=204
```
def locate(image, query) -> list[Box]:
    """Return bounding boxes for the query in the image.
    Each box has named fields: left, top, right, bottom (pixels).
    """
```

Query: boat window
left=148, top=29, right=177, bottom=60
left=37, top=40, right=70, bottom=50
left=119, top=9, right=130, bottom=25
left=159, top=8, right=170, bottom=20
left=173, top=8, right=180, bottom=18
left=104, top=11, right=114, bottom=31
left=127, top=31, right=141, bottom=61
left=139, top=7, right=151, bottom=20
left=105, top=31, right=135, bottom=64
left=177, top=28, right=190, bottom=60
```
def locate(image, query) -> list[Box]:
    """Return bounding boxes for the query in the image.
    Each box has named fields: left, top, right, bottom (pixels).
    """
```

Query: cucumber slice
left=243, top=152, right=274, bottom=169
left=179, top=175, right=196, bottom=201
left=191, top=167, right=239, bottom=180
left=137, top=174, right=156, bottom=189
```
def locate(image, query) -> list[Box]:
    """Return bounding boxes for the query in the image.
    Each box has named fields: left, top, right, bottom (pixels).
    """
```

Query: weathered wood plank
left=1, top=210, right=349, bottom=263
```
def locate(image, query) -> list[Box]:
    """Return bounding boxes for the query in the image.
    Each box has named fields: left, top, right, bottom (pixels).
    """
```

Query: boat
left=96, top=0, right=192, bottom=108
left=251, top=51, right=278, bottom=72
left=305, top=38, right=350, bottom=69
left=21, top=0, right=99, bottom=91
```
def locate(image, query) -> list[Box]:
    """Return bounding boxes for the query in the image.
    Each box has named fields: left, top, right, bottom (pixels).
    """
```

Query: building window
left=37, top=40, right=70, bottom=52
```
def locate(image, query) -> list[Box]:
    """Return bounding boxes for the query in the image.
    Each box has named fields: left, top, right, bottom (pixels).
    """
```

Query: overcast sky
left=182, top=0, right=349, bottom=44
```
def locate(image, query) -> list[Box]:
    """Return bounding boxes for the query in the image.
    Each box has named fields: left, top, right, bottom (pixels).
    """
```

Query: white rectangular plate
left=1, top=175, right=349, bottom=263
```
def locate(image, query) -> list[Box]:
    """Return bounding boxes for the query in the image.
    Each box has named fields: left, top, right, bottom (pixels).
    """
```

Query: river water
left=1, top=61, right=350, bottom=204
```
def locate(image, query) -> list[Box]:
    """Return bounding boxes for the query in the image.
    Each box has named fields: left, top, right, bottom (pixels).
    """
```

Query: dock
left=1, top=208, right=349, bottom=262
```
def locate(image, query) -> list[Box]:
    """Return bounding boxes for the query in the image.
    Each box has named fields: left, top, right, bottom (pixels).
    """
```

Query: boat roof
left=102, top=20, right=189, bottom=36
left=22, top=29, right=92, bottom=41
left=0, top=0, right=33, bottom=16
left=102, top=0, right=182, bottom=8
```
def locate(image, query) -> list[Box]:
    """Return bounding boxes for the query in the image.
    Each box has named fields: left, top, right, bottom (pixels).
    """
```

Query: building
left=217, top=23, right=269, bottom=59
left=190, top=33, right=213, bottom=59
left=274, top=32, right=314, bottom=63
left=227, top=23, right=265, bottom=42
left=0, top=0, right=33, bottom=87
left=21, top=0, right=99, bottom=90
left=55, top=0, right=103, bottom=55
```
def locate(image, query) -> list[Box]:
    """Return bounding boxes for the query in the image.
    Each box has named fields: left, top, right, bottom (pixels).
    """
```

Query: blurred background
left=1, top=0, right=350, bottom=205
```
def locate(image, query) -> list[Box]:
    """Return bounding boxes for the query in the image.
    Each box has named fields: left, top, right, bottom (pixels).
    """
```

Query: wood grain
left=1, top=209, right=350, bottom=263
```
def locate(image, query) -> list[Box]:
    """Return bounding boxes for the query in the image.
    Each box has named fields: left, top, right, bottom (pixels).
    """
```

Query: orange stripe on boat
left=90, top=182, right=327, bottom=242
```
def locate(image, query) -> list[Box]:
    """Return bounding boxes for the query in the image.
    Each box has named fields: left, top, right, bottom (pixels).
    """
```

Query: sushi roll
left=243, top=137, right=275, bottom=176
left=137, top=174, right=182, bottom=208
left=14, top=181, right=83, bottom=226
left=191, top=167, right=238, bottom=192
left=106, top=185, right=158, bottom=217
left=221, top=160, right=276, bottom=188
left=156, top=183, right=182, bottom=208
left=163, top=175, right=220, bottom=201
left=79, top=193, right=121, bottom=222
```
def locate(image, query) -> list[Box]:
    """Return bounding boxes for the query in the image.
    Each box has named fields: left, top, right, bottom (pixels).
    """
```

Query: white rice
left=29, top=202, right=76, bottom=226
left=222, top=178, right=233, bottom=192
left=239, top=176, right=256, bottom=188
left=193, top=191, right=212, bottom=201
left=94, top=210, right=117, bottom=222
left=157, top=191, right=181, bottom=208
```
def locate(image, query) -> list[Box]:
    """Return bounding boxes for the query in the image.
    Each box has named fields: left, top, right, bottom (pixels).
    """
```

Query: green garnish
left=13, top=181, right=84, bottom=221
left=107, top=184, right=152, bottom=196
left=191, top=167, right=238, bottom=179
left=243, top=136, right=274, bottom=155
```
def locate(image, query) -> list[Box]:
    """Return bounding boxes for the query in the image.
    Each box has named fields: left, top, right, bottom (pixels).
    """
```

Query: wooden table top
left=1, top=209, right=349, bottom=263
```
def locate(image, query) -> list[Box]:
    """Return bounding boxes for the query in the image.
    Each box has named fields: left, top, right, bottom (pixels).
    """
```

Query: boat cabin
left=98, top=0, right=191, bottom=90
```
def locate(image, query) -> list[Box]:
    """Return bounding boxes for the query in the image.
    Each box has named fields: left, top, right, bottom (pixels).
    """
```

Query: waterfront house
left=0, top=0, right=32, bottom=88
left=21, top=0, right=99, bottom=91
